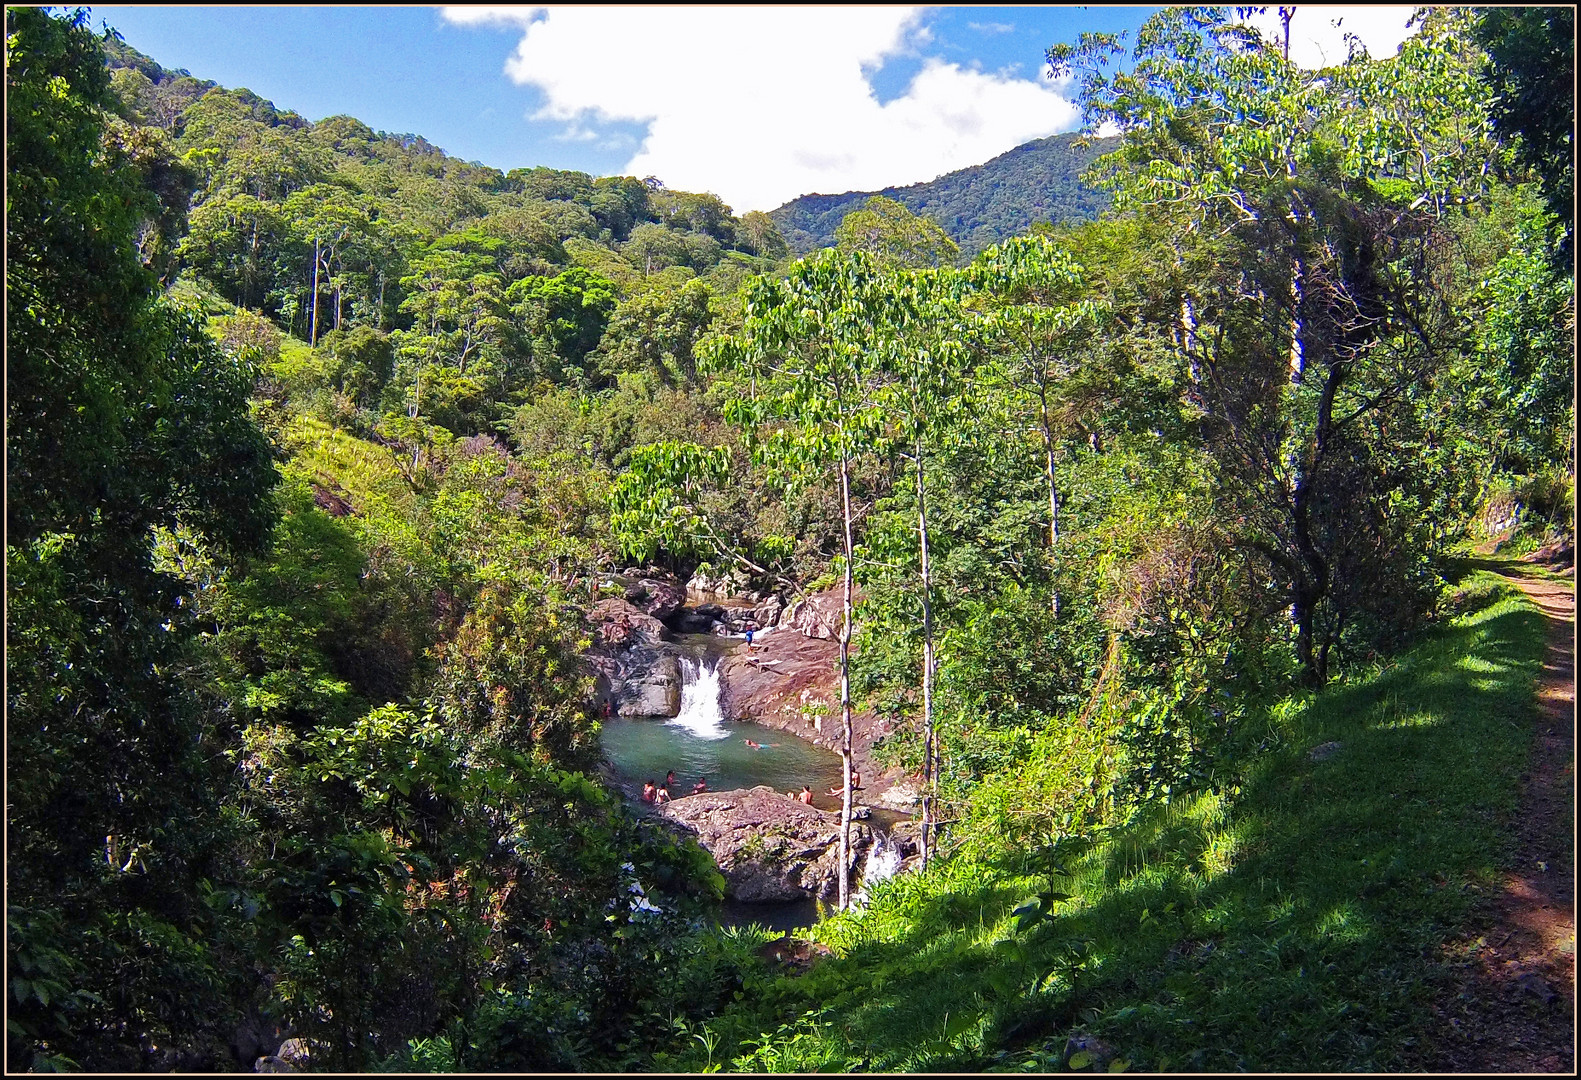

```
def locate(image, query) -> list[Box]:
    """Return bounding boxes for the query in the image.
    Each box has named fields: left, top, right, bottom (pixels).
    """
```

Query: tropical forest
left=6, top=5, right=1575, bottom=1073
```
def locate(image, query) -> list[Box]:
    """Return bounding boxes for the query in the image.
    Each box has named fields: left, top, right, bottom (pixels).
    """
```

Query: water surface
left=600, top=715, right=843, bottom=802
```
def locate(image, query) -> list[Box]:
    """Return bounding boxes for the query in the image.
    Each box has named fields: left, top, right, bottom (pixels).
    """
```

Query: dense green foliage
left=665, top=571, right=1550, bottom=1072
left=1473, top=6, right=1575, bottom=258
left=6, top=5, right=1572, bottom=1073
left=6, top=12, right=755, bottom=1072
left=770, top=132, right=1117, bottom=258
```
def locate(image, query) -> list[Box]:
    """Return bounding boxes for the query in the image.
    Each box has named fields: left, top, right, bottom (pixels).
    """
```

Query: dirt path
left=1421, top=560, right=1575, bottom=1071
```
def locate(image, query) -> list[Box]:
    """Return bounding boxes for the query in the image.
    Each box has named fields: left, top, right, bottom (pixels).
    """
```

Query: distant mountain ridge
left=768, top=132, right=1119, bottom=257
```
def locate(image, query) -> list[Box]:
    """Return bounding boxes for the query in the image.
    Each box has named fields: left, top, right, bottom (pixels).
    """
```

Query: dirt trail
left=1422, top=560, right=1575, bottom=1072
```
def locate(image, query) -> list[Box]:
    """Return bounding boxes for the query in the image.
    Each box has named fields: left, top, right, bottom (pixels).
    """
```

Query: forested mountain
left=768, top=131, right=1117, bottom=257
left=7, top=8, right=1574, bottom=1075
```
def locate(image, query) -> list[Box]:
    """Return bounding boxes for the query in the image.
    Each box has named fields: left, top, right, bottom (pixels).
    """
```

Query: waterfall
left=669, top=656, right=730, bottom=740
left=853, top=834, right=903, bottom=905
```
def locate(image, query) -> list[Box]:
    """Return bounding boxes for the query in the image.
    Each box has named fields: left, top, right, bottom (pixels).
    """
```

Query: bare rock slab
left=658, top=785, right=872, bottom=902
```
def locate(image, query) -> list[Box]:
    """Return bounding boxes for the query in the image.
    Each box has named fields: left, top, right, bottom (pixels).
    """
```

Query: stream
left=599, top=640, right=906, bottom=931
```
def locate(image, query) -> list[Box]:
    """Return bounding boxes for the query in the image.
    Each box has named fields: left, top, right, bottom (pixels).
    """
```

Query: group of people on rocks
left=638, top=765, right=859, bottom=806
left=641, top=769, right=711, bottom=804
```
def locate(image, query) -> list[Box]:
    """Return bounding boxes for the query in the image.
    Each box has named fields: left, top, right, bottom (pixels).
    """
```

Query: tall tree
left=835, top=194, right=961, bottom=268
left=708, top=249, right=899, bottom=907
left=966, top=235, right=1108, bottom=618
left=1050, top=6, right=1504, bottom=684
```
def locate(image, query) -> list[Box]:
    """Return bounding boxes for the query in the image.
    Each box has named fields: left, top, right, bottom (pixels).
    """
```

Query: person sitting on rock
left=827, top=771, right=860, bottom=797
left=692, top=777, right=709, bottom=795
left=797, top=786, right=814, bottom=805
left=655, top=786, right=671, bottom=803
left=641, top=780, right=657, bottom=803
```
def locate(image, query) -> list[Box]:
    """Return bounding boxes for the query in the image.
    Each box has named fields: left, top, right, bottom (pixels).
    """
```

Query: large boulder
left=587, top=599, right=681, bottom=717
left=751, top=594, right=785, bottom=629
left=658, top=786, right=872, bottom=902
left=622, top=573, right=687, bottom=623
left=783, top=589, right=845, bottom=639
left=717, top=632, right=907, bottom=804
left=687, top=566, right=756, bottom=602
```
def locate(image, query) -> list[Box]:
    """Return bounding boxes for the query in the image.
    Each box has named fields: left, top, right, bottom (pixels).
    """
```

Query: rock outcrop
left=686, top=566, right=759, bottom=603
left=782, top=590, right=844, bottom=639
left=621, top=571, right=687, bottom=622
left=717, top=626, right=913, bottom=807
left=657, top=785, right=873, bottom=901
left=586, top=598, right=680, bottom=717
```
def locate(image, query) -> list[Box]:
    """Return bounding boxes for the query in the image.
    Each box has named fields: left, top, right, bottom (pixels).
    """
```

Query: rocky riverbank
left=655, top=785, right=919, bottom=903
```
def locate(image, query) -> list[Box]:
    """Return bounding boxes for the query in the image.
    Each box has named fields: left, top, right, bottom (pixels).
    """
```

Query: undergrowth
left=665, top=570, right=1547, bottom=1072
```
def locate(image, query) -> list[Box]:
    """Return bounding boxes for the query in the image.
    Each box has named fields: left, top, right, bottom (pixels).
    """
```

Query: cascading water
left=853, top=834, right=904, bottom=906
left=669, top=656, right=730, bottom=740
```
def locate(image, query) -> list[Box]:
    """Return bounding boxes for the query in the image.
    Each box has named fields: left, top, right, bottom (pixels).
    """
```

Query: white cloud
left=1236, top=5, right=1420, bottom=69
left=442, top=6, right=1080, bottom=212
left=968, top=21, right=1016, bottom=35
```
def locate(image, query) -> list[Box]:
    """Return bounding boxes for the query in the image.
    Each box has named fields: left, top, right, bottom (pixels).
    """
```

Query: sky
left=85, top=5, right=1421, bottom=214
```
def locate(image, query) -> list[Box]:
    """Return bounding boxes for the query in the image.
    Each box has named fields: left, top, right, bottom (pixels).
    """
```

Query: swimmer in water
left=745, top=739, right=761, bottom=749
left=641, top=780, right=657, bottom=803
left=692, top=777, right=708, bottom=795
left=656, top=786, right=671, bottom=803
left=797, top=786, right=814, bottom=805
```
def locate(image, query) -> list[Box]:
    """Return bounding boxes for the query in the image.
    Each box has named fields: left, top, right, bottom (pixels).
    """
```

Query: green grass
left=672, top=570, right=1548, bottom=1072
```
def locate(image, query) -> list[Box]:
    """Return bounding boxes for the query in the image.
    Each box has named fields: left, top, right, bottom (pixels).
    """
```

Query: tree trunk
left=837, top=442, right=856, bottom=909
left=1037, top=376, right=1061, bottom=618
left=1293, top=586, right=1323, bottom=688
left=1289, top=251, right=1306, bottom=383
left=915, top=436, right=937, bottom=869
left=310, top=233, right=321, bottom=347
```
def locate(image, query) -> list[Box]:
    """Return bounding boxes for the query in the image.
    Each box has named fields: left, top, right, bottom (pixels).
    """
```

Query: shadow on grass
left=702, top=579, right=1548, bottom=1073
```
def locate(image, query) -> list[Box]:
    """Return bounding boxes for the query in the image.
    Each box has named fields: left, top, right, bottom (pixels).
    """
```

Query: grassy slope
left=667, top=571, right=1547, bottom=1072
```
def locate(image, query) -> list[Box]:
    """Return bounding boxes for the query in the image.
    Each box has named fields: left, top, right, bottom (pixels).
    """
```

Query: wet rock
left=657, top=786, right=873, bottom=902
left=710, top=604, right=758, bottom=634
left=674, top=610, right=718, bottom=634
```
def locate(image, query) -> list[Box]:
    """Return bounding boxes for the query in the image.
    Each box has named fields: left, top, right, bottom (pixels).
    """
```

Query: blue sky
left=84, top=5, right=1417, bottom=213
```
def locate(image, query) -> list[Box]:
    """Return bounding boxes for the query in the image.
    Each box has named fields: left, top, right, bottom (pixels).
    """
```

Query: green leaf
left=1069, top=1049, right=1096, bottom=1069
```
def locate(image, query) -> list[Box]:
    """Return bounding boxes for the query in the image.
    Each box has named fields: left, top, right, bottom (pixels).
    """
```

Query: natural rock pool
left=600, top=652, right=896, bottom=931
left=598, top=713, right=846, bottom=808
